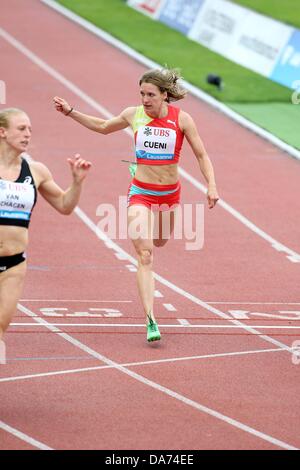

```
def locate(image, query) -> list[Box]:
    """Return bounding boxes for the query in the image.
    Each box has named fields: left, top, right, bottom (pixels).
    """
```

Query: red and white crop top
left=133, top=105, right=184, bottom=165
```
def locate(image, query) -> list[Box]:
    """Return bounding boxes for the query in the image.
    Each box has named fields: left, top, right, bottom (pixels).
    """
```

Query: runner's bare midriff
left=135, top=162, right=178, bottom=185
left=0, top=226, right=28, bottom=256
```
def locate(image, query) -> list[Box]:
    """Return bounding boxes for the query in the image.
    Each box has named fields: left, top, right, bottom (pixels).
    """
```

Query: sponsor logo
left=144, top=127, right=152, bottom=136
left=24, top=176, right=32, bottom=184
left=143, top=127, right=171, bottom=137
left=0, top=210, right=30, bottom=219
left=167, top=119, right=176, bottom=127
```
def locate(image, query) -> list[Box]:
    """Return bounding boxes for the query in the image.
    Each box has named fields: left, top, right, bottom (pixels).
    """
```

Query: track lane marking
left=0, top=25, right=299, bottom=263
left=9, top=322, right=300, bottom=329
left=14, top=304, right=298, bottom=450
left=0, top=420, right=53, bottom=450
left=20, top=299, right=132, bottom=302
left=0, top=347, right=285, bottom=383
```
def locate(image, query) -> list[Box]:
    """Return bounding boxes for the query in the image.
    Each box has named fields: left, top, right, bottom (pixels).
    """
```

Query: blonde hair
left=139, top=67, right=187, bottom=102
left=0, top=108, right=26, bottom=128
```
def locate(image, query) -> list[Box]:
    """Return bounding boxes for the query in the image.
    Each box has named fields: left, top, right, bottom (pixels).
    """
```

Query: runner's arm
left=32, top=155, right=91, bottom=214
left=53, top=96, right=134, bottom=134
left=180, top=111, right=219, bottom=208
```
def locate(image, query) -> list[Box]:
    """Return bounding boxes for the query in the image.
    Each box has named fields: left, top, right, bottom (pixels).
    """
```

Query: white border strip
left=40, top=0, right=300, bottom=161
left=16, top=303, right=299, bottom=450
left=0, top=420, right=53, bottom=450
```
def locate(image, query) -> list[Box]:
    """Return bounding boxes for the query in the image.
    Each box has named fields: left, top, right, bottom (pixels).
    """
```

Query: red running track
left=0, top=0, right=299, bottom=450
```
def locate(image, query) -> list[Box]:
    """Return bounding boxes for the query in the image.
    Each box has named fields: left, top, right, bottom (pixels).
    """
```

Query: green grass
left=230, top=102, right=300, bottom=148
left=56, top=0, right=290, bottom=104
left=56, top=0, right=300, bottom=149
left=231, top=0, right=300, bottom=29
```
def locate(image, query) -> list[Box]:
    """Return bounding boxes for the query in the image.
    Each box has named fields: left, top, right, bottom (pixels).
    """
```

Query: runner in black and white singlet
left=0, top=108, right=91, bottom=363
left=54, top=67, right=219, bottom=343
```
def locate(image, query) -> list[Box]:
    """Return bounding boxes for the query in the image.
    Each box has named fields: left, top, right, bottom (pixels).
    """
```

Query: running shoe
left=147, top=316, right=161, bottom=342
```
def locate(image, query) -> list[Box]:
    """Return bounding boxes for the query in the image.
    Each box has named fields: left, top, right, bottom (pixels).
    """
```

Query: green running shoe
left=147, top=316, right=161, bottom=342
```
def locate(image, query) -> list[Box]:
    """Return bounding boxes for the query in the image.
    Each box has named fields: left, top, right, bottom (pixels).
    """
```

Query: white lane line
left=115, top=252, right=129, bottom=260
left=0, top=347, right=285, bottom=384
left=179, top=167, right=300, bottom=263
left=163, top=303, right=177, bottom=312
left=1, top=25, right=299, bottom=264
left=40, top=0, right=300, bottom=162
left=15, top=304, right=298, bottom=450
left=229, top=310, right=250, bottom=319
left=20, top=299, right=132, bottom=303
left=0, top=420, right=53, bottom=450
left=10, top=322, right=300, bottom=329
left=125, top=264, right=137, bottom=272
left=154, top=290, right=163, bottom=298
left=207, top=302, right=300, bottom=305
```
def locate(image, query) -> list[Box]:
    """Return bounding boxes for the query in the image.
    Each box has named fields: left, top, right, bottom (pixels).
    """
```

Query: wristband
left=65, top=107, right=73, bottom=116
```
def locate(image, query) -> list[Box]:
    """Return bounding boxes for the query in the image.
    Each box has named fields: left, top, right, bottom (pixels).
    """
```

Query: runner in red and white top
left=53, top=67, right=219, bottom=342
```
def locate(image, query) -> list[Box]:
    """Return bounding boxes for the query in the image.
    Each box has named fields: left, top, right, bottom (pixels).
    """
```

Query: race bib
left=136, top=126, right=176, bottom=161
left=0, top=180, right=35, bottom=221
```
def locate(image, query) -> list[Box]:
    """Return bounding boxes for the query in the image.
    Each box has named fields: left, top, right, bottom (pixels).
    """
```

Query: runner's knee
left=137, top=248, right=153, bottom=266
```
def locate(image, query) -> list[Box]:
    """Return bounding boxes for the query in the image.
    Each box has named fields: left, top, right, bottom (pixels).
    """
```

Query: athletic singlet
left=0, top=157, right=37, bottom=228
left=132, top=105, right=184, bottom=165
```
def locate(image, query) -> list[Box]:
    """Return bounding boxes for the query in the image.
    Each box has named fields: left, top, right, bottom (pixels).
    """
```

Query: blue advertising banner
left=270, top=29, right=300, bottom=89
left=158, top=0, right=205, bottom=35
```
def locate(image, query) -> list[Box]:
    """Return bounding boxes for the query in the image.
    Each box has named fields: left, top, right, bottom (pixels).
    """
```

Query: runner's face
left=140, top=82, right=167, bottom=116
left=1, top=113, right=32, bottom=153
